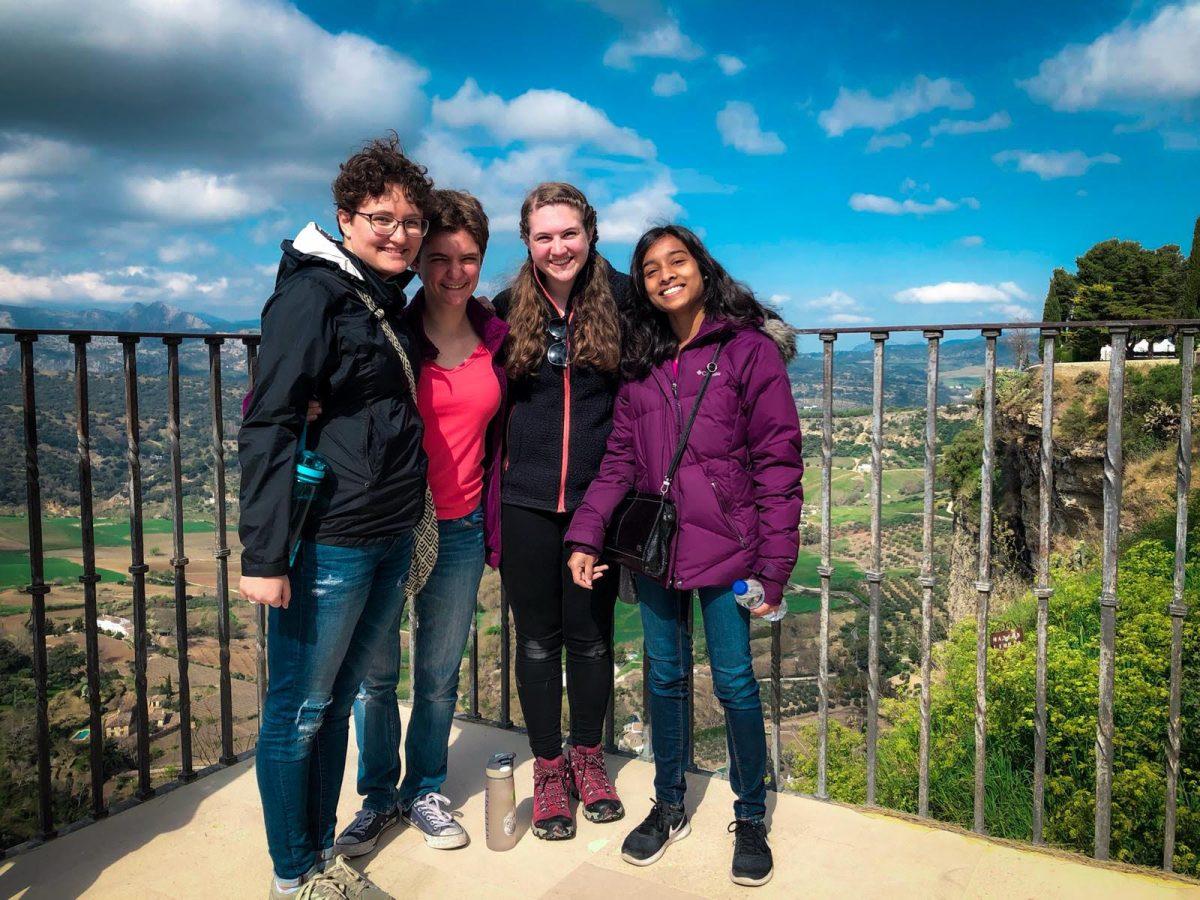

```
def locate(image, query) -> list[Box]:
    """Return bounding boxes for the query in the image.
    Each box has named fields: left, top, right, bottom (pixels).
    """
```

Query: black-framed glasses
left=347, top=211, right=430, bottom=238
left=546, top=317, right=569, bottom=367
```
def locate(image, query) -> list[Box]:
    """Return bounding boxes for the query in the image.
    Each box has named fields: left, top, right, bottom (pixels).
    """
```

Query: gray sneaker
left=268, top=863, right=320, bottom=899
left=402, top=792, right=469, bottom=849
left=334, top=806, right=400, bottom=858
left=298, top=855, right=392, bottom=900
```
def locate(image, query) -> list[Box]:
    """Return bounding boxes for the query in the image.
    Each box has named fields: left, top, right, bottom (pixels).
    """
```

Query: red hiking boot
left=569, top=743, right=625, bottom=823
left=532, top=754, right=575, bottom=840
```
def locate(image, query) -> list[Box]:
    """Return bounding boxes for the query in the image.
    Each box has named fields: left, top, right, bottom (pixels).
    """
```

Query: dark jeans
left=636, top=575, right=768, bottom=822
left=500, top=503, right=617, bottom=759
left=256, top=533, right=413, bottom=880
left=352, top=507, right=485, bottom=812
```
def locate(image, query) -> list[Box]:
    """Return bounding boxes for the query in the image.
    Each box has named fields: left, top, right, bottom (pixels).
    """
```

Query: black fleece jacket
left=494, top=262, right=632, bottom=513
left=237, top=225, right=426, bottom=577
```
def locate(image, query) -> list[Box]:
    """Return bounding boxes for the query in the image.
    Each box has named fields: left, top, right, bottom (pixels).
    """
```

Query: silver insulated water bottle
left=484, top=751, right=518, bottom=851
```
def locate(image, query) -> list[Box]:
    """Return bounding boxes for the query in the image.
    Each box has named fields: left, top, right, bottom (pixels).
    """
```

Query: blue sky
left=0, top=0, right=1196, bottom=330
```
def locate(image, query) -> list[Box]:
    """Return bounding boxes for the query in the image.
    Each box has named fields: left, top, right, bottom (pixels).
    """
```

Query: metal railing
left=4, top=319, right=1198, bottom=873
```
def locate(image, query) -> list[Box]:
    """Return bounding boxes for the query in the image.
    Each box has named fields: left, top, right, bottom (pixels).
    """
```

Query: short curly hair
left=428, top=189, right=490, bottom=257
left=332, top=132, right=433, bottom=219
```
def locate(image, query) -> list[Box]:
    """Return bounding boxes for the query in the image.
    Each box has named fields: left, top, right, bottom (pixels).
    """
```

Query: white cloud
left=805, top=290, right=861, bottom=312
left=652, top=72, right=687, bottom=97
left=0, top=0, right=428, bottom=158
left=829, top=312, right=874, bottom=324
left=818, top=75, right=973, bottom=137
left=158, top=237, right=217, bottom=264
left=1163, top=131, right=1200, bottom=150
left=991, top=303, right=1034, bottom=321
left=715, top=54, right=746, bottom=75
left=866, top=132, right=912, bottom=153
left=992, top=149, right=1120, bottom=179
left=127, top=170, right=269, bottom=222
left=0, top=263, right=230, bottom=304
left=0, top=237, right=45, bottom=254
left=716, top=101, right=786, bottom=155
left=603, top=19, right=702, bottom=69
left=433, top=79, right=655, bottom=158
left=598, top=176, right=683, bottom=242
left=1020, top=3, right=1200, bottom=112
left=895, top=281, right=1029, bottom=304
left=928, top=110, right=1012, bottom=138
left=849, top=193, right=962, bottom=215
left=957, top=235, right=985, bottom=247
left=0, top=132, right=87, bottom=179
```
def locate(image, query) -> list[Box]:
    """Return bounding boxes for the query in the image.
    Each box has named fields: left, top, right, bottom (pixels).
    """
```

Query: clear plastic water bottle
left=732, top=578, right=787, bottom=623
left=288, top=449, right=327, bottom=566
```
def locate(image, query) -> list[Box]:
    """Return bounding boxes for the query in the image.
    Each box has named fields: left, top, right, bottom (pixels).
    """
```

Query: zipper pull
left=660, top=477, right=671, bottom=495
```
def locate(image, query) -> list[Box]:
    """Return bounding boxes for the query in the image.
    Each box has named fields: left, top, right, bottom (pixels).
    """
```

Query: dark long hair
left=623, top=224, right=767, bottom=379
left=503, top=183, right=622, bottom=379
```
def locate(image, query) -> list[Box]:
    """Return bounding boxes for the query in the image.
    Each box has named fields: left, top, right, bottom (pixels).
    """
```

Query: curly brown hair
left=504, top=183, right=621, bottom=378
left=427, top=189, right=489, bottom=256
left=332, top=132, right=434, bottom=230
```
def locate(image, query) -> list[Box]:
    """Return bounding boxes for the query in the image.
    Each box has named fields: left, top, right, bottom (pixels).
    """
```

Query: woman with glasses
left=238, top=134, right=433, bottom=898
left=492, top=182, right=631, bottom=840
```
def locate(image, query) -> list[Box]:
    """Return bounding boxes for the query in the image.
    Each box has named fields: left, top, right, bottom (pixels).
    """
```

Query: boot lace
left=575, top=747, right=615, bottom=799
left=534, top=761, right=569, bottom=817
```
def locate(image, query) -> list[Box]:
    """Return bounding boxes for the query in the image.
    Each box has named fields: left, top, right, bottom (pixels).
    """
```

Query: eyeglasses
left=347, top=211, right=430, bottom=238
left=546, top=317, right=569, bottom=367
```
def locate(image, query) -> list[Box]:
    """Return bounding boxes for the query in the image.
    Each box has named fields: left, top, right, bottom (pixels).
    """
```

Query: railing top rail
left=4, top=318, right=1199, bottom=342
left=1, top=328, right=260, bottom=342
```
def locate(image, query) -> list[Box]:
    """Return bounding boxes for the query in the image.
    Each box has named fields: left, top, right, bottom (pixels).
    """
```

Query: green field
left=0, top=515, right=213, bottom=552
left=0, top=550, right=125, bottom=590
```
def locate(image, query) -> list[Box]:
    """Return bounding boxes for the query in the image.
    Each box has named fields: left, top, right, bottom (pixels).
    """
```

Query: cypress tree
left=1184, top=216, right=1200, bottom=319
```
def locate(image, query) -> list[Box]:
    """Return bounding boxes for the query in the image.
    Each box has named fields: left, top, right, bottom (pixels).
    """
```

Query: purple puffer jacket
left=565, top=316, right=803, bottom=606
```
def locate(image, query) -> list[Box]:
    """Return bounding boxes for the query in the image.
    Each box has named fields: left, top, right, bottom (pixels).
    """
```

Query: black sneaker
left=333, top=806, right=400, bottom=858
left=620, top=800, right=690, bottom=866
left=728, top=819, right=773, bottom=887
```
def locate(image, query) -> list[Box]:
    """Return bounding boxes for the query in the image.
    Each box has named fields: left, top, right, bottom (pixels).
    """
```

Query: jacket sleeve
left=564, top=382, right=637, bottom=557
left=743, top=338, right=804, bottom=606
left=237, top=277, right=338, bottom=577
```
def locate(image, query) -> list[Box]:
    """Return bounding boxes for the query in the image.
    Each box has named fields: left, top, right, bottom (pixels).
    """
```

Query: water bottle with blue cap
left=732, top=578, right=787, bottom=623
left=288, top=425, right=328, bottom=566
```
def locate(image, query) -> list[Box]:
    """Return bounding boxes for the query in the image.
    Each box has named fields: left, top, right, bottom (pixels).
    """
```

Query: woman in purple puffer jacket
left=565, top=224, right=802, bottom=889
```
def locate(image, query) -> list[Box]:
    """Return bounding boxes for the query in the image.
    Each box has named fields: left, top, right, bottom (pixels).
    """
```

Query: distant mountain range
left=0, top=301, right=259, bottom=334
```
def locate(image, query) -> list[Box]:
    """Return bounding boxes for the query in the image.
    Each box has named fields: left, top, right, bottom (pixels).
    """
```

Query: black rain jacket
left=238, top=223, right=426, bottom=577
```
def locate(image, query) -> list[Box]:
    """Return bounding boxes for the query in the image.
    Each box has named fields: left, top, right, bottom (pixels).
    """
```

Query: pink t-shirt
left=416, top=343, right=501, bottom=520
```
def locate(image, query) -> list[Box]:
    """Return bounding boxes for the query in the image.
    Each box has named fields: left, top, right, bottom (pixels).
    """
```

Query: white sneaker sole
left=402, top=812, right=469, bottom=849
left=621, top=819, right=691, bottom=867
left=731, top=868, right=774, bottom=887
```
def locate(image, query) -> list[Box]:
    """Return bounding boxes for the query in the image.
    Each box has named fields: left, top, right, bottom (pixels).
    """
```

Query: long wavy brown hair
left=503, top=183, right=621, bottom=378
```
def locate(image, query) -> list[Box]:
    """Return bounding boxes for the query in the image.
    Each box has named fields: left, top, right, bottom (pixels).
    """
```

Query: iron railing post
left=205, top=338, right=236, bottom=766
left=918, top=330, right=941, bottom=818
left=817, top=331, right=835, bottom=800
left=1033, top=327, right=1058, bottom=843
left=865, top=331, right=888, bottom=805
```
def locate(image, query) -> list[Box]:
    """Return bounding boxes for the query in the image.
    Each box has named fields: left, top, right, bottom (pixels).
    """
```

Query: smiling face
left=416, top=229, right=482, bottom=310
left=525, top=203, right=590, bottom=292
left=336, top=183, right=423, bottom=279
left=640, top=234, right=705, bottom=316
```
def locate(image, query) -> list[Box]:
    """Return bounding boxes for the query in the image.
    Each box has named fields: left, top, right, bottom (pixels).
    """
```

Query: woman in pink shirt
left=332, top=190, right=509, bottom=855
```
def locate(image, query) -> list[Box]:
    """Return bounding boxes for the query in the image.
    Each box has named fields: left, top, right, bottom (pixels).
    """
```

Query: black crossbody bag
left=603, top=342, right=723, bottom=579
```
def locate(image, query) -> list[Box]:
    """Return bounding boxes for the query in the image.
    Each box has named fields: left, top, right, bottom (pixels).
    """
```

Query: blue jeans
left=636, top=576, right=768, bottom=823
left=353, top=506, right=484, bottom=812
left=256, top=533, right=413, bottom=880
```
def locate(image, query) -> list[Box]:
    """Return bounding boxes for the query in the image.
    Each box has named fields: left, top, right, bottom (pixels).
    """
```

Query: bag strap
left=661, top=340, right=723, bottom=495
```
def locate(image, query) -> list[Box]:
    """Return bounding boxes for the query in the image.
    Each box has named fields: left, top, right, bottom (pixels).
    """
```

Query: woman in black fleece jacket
left=493, top=182, right=632, bottom=840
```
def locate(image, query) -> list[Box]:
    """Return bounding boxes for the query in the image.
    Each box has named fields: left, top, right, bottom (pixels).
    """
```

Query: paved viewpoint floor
left=2, top=711, right=1197, bottom=900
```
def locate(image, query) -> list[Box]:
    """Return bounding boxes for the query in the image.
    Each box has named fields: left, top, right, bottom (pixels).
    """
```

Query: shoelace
left=728, top=819, right=769, bottom=855
left=637, top=799, right=673, bottom=834
left=411, top=792, right=456, bottom=830
left=575, top=749, right=615, bottom=798
left=534, top=763, right=569, bottom=816
left=342, top=807, right=384, bottom=840
left=296, top=875, right=350, bottom=900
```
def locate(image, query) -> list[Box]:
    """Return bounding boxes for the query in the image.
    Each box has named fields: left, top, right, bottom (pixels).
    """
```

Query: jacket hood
left=689, top=311, right=798, bottom=363
left=278, top=222, right=416, bottom=300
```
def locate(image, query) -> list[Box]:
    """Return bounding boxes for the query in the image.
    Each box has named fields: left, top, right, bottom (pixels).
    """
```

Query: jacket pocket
left=707, top=468, right=747, bottom=549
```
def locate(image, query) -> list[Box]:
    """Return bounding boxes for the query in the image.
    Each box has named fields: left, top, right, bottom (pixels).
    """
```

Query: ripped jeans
left=256, top=533, right=413, bottom=880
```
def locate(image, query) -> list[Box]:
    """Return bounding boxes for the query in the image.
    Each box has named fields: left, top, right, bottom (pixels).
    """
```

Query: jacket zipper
left=669, top=356, right=685, bottom=585
left=557, top=364, right=571, bottom=513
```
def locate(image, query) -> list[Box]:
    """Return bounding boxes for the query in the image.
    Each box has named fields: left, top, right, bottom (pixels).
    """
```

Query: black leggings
left=500, top=503, right=617, bottom=759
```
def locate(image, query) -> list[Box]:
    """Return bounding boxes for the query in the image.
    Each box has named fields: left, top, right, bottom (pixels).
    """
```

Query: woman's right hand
left=306, top=400, right=322, bottom=423
left=239, top=575, right=290, bottom=609
left=567, top=551, right=608, bottom=589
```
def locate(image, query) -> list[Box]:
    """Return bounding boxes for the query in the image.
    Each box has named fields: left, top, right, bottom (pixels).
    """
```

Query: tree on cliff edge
left=1185, top=215, right=1200, bottom=319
